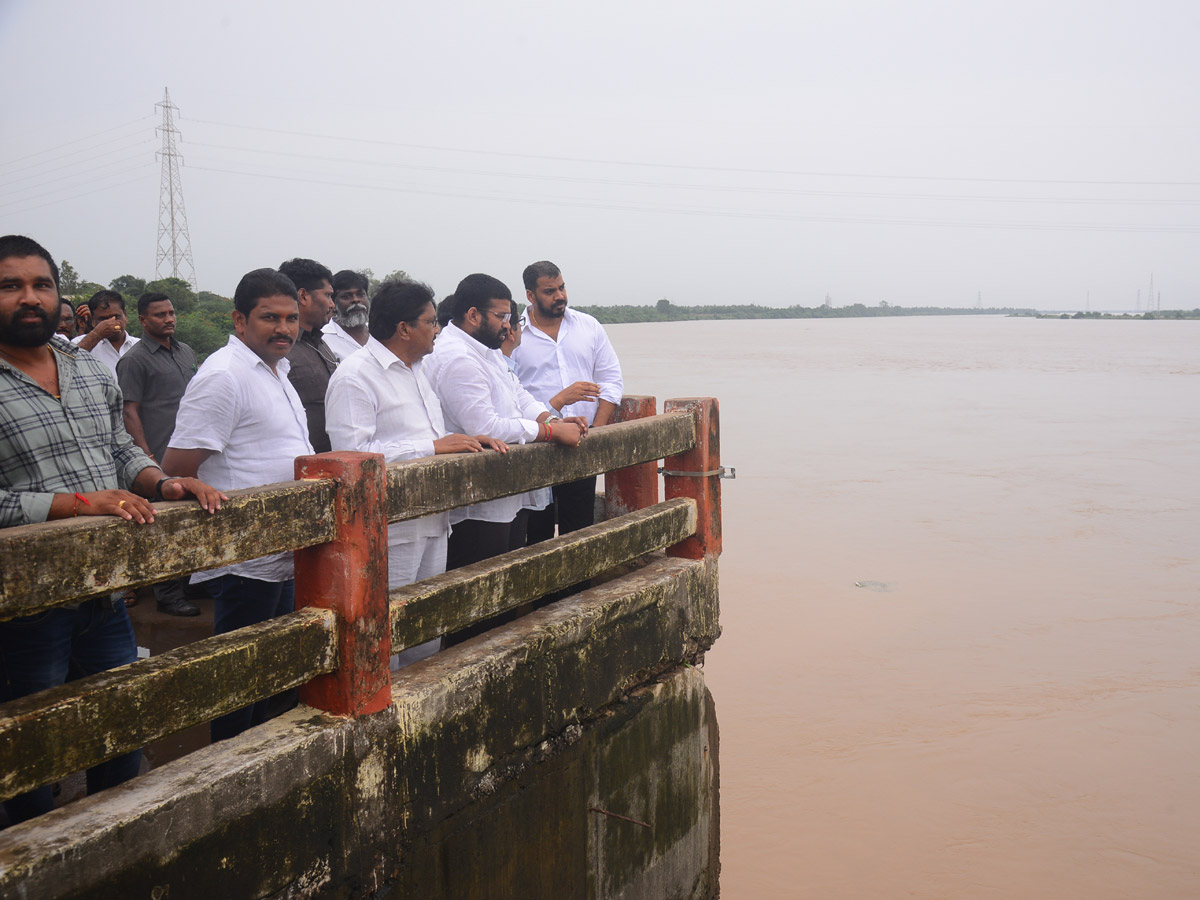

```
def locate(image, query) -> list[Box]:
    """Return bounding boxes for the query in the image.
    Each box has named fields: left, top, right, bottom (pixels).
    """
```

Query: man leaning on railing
left=0, top=235, right=225, bottom=825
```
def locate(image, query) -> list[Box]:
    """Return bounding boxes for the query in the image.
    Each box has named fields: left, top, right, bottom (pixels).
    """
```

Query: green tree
left=196, top=290, right=231, bottom=308
left=59, top=260, right=82, bottom=295
left=76, top=282, right=106, bottom=300
left=145, top=277, right=197, bottom=314
left=109, top=274, right=147, bottom=297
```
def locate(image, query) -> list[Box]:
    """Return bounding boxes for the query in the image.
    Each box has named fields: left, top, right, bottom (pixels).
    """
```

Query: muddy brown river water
left=607, top=315, right=1200, bottom=899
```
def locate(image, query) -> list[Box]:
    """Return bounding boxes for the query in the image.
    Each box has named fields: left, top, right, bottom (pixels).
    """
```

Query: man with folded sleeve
left=425, top=273, right=584, bottom=571
left=513, top=260, right=623, bottom=541
left=162, top=267, right=313, bottom=742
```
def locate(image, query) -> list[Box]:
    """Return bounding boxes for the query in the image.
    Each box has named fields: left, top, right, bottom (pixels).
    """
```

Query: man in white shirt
left=162, top=268, right=314, bottom=742
left=325, top=279, right=505, bottom=664
left=72, top=290, right=139, bottom=376
left=426, top=273, right=585, bottom=571
left=512, top=261, right=624, bottom=542
left=322, top=269, right=371, bottom=361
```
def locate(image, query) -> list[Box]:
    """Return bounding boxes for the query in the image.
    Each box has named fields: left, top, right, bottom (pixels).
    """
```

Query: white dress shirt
left=72, top=332, right=139, bottom=377
left=324, top=336, right=450, bottom=542
left=426, top=322, right=545, bottom=523
left=512, top=307, right=623, bottom=425
left=505, top=355, right=553, bottom=513
left=169, top=335, right=314, bottom=582
left=321, top=319, right=367, bottom=361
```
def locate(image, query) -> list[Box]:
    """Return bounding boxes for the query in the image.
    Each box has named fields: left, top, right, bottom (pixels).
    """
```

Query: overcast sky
left=2, top=0, right=1197, bottom=310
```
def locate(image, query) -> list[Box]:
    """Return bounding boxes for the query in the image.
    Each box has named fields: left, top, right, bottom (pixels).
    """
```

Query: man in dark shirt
left=117, top=291, right=201, bottom=616
left=279, top=258, right=337, bottom=453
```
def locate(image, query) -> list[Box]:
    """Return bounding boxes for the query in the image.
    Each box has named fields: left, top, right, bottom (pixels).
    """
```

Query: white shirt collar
left=228, top=334, right=291, bottom=377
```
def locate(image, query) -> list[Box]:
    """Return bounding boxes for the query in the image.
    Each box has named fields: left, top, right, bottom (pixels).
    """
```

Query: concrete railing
left=0, top=396, right=721, bottom=805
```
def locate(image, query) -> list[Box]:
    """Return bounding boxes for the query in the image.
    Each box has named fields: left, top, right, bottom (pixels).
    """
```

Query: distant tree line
left=1034, top=309, right=1200, bottom=320
left=574, top=298, right=1036, bottom=324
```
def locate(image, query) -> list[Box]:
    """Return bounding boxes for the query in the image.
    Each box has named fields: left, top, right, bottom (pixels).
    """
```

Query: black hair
left=233, top=268, right=298, bottom=316
left=522, top=260, right=561, bottom=293
left=88, top=290, right=125, bottom=314
left=332, top=269, right=370, bottom=294
left=137, top=291, right=171, bottom=316
left=0, top=235, right=60, bottom=288
left=369, top=280, right=435, bottom=342
left=452, top=274, right=511, bottom=324
left=437, top=295, right=455, bottom=328
left=277, top=258, right=333, bottom=294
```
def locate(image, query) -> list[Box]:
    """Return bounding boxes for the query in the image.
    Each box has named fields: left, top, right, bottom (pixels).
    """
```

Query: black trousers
left=444, top=516, right=523, bottom=646
left=446, top=517, right=520, bottom=571
left=526, top=475, right=598, bottom=545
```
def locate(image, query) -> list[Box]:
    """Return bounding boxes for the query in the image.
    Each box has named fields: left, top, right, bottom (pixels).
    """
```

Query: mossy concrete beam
left=384, top=412, right=695, bottom=522
left=0, top=479, right=338, bottom=619
left=391, top=498, right=696, bottom=651
left=391, top=554, right=720, bottom=830
left=0, top=555, right=719, bottom=899
left=0, top=607, right=337, bottom=803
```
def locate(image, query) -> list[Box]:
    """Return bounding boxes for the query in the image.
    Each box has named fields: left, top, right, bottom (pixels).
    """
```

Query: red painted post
left=604, top=395, right=659, bottom=517
left=663, top=398, right=722, bottom=559
left=293, top=452, right=391, bottom=717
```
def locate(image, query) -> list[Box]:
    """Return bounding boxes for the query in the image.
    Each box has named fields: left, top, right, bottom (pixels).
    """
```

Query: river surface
left=605, top=316, right=1199, bottom=900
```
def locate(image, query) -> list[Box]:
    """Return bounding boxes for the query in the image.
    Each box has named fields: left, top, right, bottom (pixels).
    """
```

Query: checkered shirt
left=0, top=336, right=156, bottom=526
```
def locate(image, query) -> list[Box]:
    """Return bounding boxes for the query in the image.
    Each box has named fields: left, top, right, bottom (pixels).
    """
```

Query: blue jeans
left=0, top=596, right=142, bottom=824
left=207, top=575, right=295, bottom=743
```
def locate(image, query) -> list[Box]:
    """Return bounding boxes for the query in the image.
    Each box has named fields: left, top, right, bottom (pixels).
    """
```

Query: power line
left=184, top=139, right=1200, bottom=206
left=180, top=115, right=1200, bottom=188
left=0, top=116, right=154, bottom=174
left=0, top=169, right=154, bottom=217
left=183, top=162, right=1200, bottom=234
left=2, top=137, right=155, bottom=188
left=0, top=162, right=155, bottom=210
left=0, top=151, right=157, bottom=202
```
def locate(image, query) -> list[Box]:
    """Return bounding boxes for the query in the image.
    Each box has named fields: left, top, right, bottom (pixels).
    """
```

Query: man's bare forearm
left=122, top=402, right=153, bottom=457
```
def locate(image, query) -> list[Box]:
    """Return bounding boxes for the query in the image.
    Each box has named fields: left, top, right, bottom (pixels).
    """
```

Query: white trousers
left=388, top=533, right=448, bottom=670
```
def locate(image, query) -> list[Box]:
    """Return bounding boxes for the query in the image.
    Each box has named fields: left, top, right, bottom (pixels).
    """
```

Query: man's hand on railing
left=434, top=434, right=509, bottom=455
left=55, top=489, right=158, bottom=523
left=159, top=477, right=228, bottom=513
left=547, top=421, right=584, bottom=448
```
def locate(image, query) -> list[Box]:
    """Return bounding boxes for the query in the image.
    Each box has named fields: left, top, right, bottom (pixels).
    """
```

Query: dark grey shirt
left=116, top=336, right=198, bottom=461
left=286, top=327, right=338, bottom=454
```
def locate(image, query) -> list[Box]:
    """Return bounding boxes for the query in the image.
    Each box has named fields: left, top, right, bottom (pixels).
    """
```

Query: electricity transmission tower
left=155, top=88, right=196, bottom=287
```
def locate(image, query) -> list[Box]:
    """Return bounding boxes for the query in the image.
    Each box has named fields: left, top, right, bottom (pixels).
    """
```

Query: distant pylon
left=155, top=88, right=196, bottom=287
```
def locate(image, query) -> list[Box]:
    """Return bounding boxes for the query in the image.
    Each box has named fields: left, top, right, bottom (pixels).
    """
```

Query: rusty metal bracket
left=658, top=466, right=735, bottom=479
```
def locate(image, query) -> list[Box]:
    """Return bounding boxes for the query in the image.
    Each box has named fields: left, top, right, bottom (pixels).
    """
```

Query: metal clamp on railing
left=659, top=465, right=736, bottom=480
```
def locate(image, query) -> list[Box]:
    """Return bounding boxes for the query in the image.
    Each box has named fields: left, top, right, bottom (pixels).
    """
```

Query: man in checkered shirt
left=0, top=235, right=225, bottom=824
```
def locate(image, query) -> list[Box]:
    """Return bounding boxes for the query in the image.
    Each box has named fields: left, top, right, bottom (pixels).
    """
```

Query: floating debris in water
left=854, top=580, right=895, bottom=592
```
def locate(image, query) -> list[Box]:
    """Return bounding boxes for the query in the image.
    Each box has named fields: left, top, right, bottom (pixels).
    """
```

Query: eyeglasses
left=489, top=311, right=512, bottom=323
